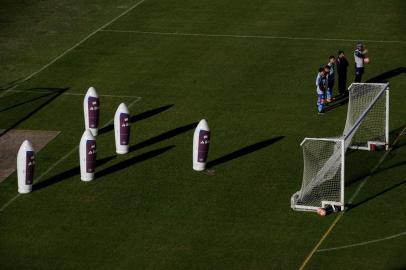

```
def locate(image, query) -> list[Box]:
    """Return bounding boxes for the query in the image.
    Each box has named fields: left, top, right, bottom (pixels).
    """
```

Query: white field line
left=0, top=96, right=142, bottom=213
left=101, top=29, right=406, bottom=44
left=6, top=89, right=141, bottom=99
left=0, top=194, right=20, bottom=212
left=0, top=0, right=147, bottom=99
left=316, top=231, right=406, bottom=252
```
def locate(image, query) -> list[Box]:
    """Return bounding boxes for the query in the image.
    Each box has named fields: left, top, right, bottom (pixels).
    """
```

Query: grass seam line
left=0, top=96, right=142, bottom=213
left=316, top=231, right=406, bottom=252
left=0, top=0, right=147, bottom=99
left=101, top=29, right=406, bottom=44
left=298, top=212, right=344, bottom=270
left=348, top=126, right=406, bottom=204
left=298, top=126, right=406, bottom=269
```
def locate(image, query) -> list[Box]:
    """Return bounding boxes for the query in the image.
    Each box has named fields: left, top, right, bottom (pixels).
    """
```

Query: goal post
left=344, top=83, right=390, bottom=151
left=291, top=137, right=345, bottom=211
left=291, top=83, right=389, bottom=212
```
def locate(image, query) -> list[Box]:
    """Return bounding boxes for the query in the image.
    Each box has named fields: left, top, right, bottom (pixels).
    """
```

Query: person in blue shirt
left=316, top=67, right=327, bottom=114
left=354, top=43, right=368, bottom=82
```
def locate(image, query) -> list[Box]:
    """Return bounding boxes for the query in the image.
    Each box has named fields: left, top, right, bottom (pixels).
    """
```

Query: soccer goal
left=291, top=83, right=390, bottom=212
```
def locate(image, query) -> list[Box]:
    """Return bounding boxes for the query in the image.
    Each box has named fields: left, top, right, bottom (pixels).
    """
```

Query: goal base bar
left=350, top=141, right=387, bottom=151
left=321, top=201, right=344, bottom=211
left=290, top=205, right=319, bottom=212
left=291, top=201, right=344, bottom=212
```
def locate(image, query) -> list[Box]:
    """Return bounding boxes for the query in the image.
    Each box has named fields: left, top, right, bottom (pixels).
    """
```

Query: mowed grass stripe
left=1, top=1, right=405, bottom=269
left=0, top=0, right=147, bottom=99
left=101, top=29, right=406, bottom=44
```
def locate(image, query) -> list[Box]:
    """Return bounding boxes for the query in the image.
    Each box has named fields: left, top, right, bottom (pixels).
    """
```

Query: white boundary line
left=101, top=29, right=406, bottom=44
left=317, top=231, right=406, bottom=252
left=0, top=0, right=147, bottom=99
left=6, top=89, right=141, bottom=99
left=0, top=194, right=20, bottom=212
left=0, top=96, right=142, bottom=213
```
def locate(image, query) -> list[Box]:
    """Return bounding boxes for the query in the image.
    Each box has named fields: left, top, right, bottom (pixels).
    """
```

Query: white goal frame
left=347, top=83, right=390, bottom=151
left=291, top=83, right=390, bottom=212
left=291, top=137, right=345, bottom=212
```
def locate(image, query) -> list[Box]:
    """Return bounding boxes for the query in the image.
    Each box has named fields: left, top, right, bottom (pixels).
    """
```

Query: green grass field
left=1, top=1, right=406, bottom=269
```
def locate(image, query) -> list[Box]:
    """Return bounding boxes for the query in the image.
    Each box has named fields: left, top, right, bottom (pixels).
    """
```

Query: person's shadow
left=346, top=179, right=406, bottom=211
left=344, top=125, right=406, bottom=211
left=366, top=67, right=405, bottom=83
left=345, top=126, right=406, bottom=188
left=324, top=95, right=349, bottom=112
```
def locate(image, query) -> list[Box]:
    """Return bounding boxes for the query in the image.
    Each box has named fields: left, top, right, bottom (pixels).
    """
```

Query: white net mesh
left=292, top=138, right=343, bottom=209
left=344, top=84, right=387, bottom=149
left=291, top=83, right=389, bottom=211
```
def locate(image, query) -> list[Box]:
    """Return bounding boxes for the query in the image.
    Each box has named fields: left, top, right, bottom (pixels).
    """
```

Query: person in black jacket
left=336, top=50, right=349, bottom=95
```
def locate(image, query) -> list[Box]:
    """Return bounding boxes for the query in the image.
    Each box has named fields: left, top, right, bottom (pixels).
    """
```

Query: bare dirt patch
left=0, top=130, right=60, bottom=183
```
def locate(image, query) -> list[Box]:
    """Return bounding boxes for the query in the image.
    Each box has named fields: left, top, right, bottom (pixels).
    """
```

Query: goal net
left=291, top=83, right=389, bottom=212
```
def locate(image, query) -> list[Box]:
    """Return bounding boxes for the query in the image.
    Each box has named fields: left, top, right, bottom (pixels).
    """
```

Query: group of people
left=315, top=43, right=369, bottom=114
